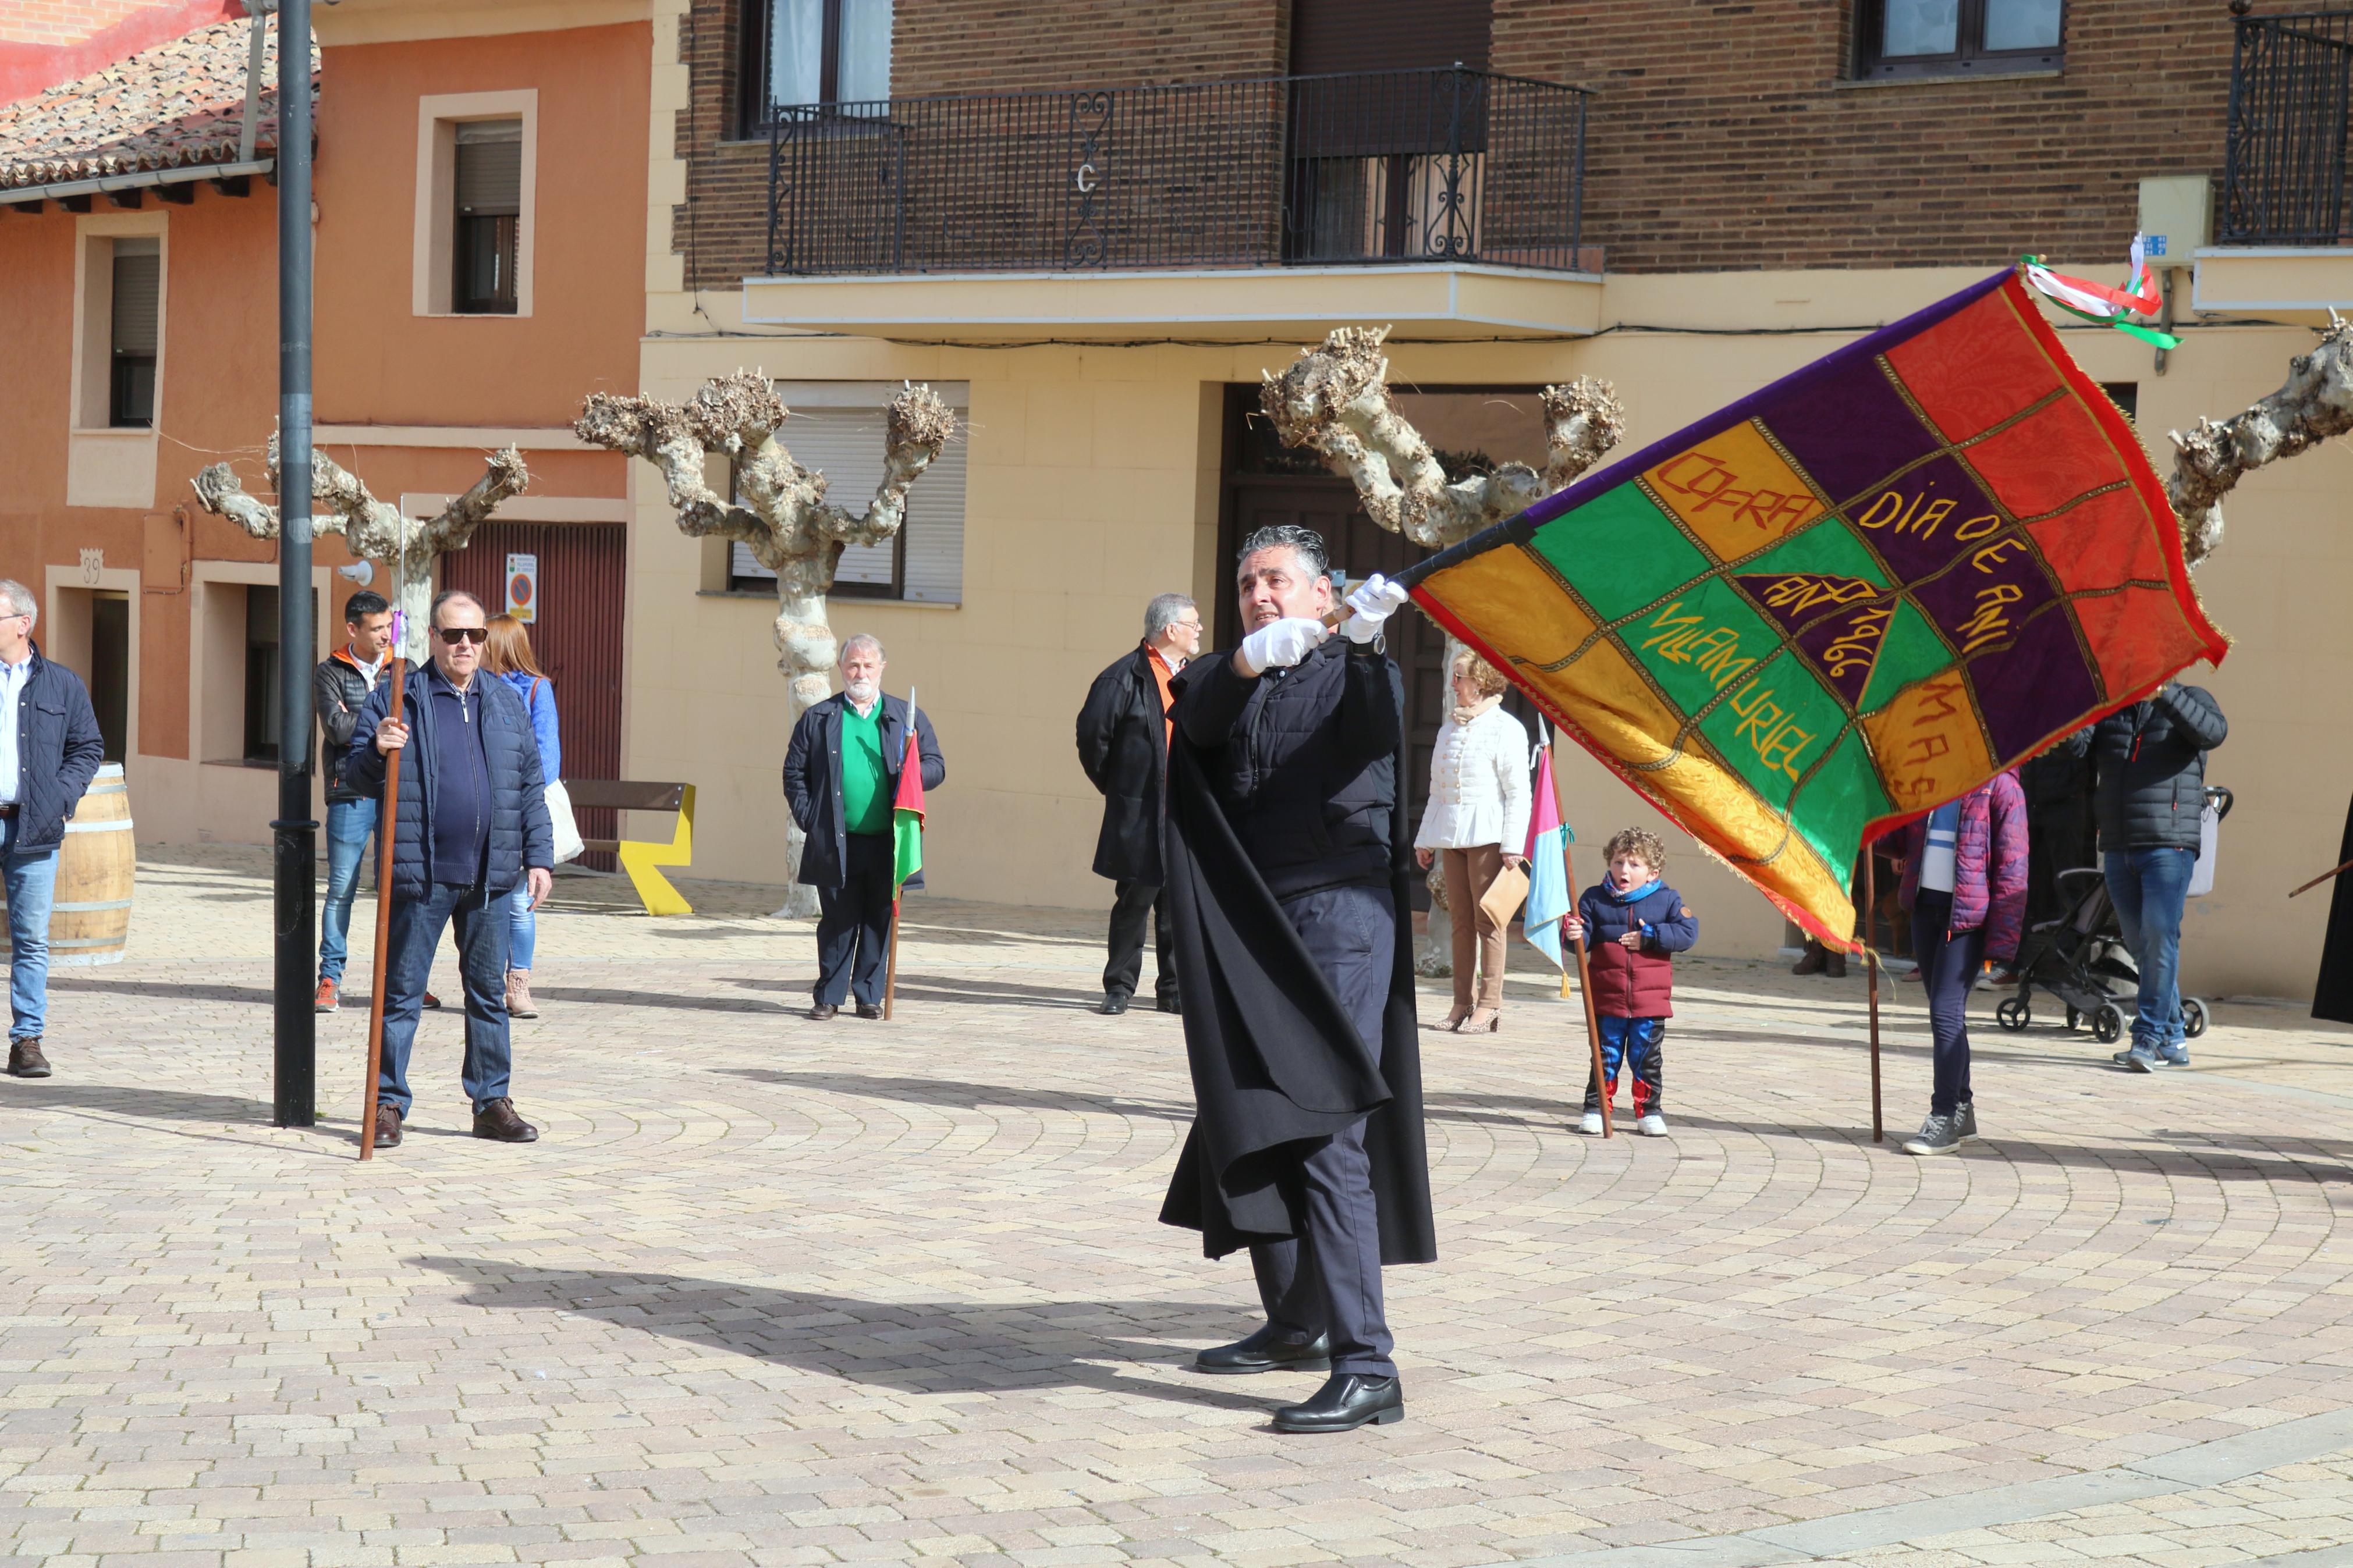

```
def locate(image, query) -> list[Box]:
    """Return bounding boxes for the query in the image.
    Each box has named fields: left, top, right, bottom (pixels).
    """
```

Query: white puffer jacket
left=1414, top=702, right=1531, bottom=852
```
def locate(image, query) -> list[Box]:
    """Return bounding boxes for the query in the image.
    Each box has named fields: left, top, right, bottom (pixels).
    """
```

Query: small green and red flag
left=892, top=689, right=925, bottom=893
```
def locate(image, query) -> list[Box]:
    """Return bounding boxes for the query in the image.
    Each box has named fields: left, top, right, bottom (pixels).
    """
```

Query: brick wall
left=1493, top=0, right=2233, bottom=272
left=675, top=0, right=1287, bottom=287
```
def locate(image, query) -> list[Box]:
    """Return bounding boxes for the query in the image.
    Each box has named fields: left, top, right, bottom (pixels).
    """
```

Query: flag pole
left=1549, top=735, right=1612, bottom=1138
left=359, top=637, right=407, bottom=1160
left=1862, top=841, right=1883, bottom=1144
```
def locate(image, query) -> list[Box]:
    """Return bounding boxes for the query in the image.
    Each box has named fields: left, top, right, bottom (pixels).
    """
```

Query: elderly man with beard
left=784, top=634, right=946, bottom=1021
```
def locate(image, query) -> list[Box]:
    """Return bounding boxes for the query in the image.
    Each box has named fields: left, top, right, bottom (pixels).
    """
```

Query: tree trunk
left=769, top=552, right=840, bottom=919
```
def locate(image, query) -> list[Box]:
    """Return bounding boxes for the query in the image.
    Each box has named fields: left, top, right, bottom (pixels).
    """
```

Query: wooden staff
left=2289, top=856, right=2353, bottom=899
left=1862, top=845, right=1882, bottom=1144
left=882, top=898, right=902, bottom=1021
left=881, top=687, right=918, bottom=1022
left=358, top=651, right=408, bottom=1161
left=1551, top=751, right=1612, bottom=1139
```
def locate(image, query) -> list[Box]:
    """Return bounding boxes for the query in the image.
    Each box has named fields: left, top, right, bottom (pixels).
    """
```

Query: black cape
left=1155, top=697, right=1437, bottom=1265
left=2315, top=793, right=2353, bottom=1025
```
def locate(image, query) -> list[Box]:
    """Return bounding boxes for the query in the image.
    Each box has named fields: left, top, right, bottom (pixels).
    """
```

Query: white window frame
left=66, top=211, right=169, bottom=509
left=413, top=88, right=538, bottom=318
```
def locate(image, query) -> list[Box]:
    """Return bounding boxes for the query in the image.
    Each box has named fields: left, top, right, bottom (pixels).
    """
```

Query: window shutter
left=111, top=239, right=159, bottom=357
left=455, top=120, right=523, bottom=216
left=729, top=404, right=964, bottom=604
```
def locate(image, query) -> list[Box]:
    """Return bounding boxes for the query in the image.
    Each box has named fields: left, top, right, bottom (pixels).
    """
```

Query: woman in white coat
left=1414, top=652, right=1531, bottom=1032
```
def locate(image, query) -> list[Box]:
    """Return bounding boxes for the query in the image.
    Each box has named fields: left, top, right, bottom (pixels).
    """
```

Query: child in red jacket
left=1564, top=827, right=1699, bottom=1137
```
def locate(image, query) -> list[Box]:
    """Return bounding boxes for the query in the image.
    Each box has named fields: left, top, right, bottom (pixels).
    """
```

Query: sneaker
left=422, top=991, right=443, bottom=1010
left=1955, top=1100, right=1980, bottom=1142
left=1902, top=1110, right=1964, bottom=1155
left=1577, top=1110, right=1604, bottom=1135
left=1636, top=1113, right=1667, bottom=1137
left=314, top=977, right=340, bottom=1012
left=2155, top=1047, right=2189, bottom=1069
left=2123, top=1047, right=2166, bottom=1073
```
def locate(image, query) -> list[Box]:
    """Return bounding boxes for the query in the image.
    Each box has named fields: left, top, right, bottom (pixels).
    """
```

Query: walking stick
left=359, top=650, right=407, bottom=1161
left=2288, top=856, right=2353, bottom=899
left=882, top=897, right=901, bottom=1021
left=1551, top=756, right=1612, bottom=1138
left=1863, top=845, right=1883, bottom=1144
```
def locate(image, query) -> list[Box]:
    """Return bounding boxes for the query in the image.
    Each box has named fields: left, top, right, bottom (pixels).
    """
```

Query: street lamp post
left=272, top=0, right=316, bottom=1128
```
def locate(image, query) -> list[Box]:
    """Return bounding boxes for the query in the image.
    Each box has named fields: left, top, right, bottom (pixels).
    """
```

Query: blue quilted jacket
left=345, top=664, right=555, bottom=901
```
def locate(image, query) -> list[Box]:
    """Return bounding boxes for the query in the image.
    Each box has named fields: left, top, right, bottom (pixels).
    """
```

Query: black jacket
left=1158, top=641, right=1434, bottom=1265
left=314, top=648, right=382, bottom=803
left=783, top=694, right=946, bottom=891
left=3, top=649, right=104, bottom=854
left=2065, top=682, right=2228, bottom=852
left=346, top=664, right=555, bottom=901
left=1170, top=639, right=1403, bottom=901
left=1075, top=642, right=1172, bottom=884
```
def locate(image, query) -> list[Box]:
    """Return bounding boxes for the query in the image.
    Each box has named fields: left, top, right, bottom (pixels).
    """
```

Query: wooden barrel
left=51, top=762, right=134, bottom=966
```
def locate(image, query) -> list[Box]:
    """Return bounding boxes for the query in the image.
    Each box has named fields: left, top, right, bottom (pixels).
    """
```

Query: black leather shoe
left=1099, top=991, right=1131, bottom=1015
left=8, top=1039, right=49, bottom=1078
left=1194, top=1325, right=1331, bottom=1374
left=808, top=1003, right=838, bottom=1021
left=1272, top=1373, right=1404, bottom=1433
left=472, top=1097, right=540, bottom=1143
left=1156, top=994, right=1182, bottom=1015
left=854, top=1001, right=882, bottom=1020
left=372, top=1103, right=402, bottom=1149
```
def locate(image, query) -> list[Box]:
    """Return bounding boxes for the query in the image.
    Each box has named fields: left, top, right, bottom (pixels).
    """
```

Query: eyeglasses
left=436, top=627, right=488, bottom=646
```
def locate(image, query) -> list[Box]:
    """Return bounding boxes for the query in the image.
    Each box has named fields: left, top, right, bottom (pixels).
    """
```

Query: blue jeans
left=1, top=816, right=58, bottom=1042
left=317, top=798, right=378, bottom=983
left=1913, top=889, right=1986, bottom=1116
left=378, top=880, right=513, bottom=1118
left=2106, top=846, right=2195, bottom=1053
left=504, top=883, right=535, bottom=970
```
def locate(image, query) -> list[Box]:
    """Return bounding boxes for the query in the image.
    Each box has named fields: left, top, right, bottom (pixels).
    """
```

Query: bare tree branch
left=1261, top=325, right=1626, bottom=548
left=2170, top=316, right=2353, bottom=568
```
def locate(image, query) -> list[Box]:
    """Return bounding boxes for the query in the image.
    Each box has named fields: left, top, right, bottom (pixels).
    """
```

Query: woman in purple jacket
left=1896, top=770, right=2028, bottom=1156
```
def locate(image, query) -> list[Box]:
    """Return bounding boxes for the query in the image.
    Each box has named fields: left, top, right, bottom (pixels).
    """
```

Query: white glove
left=1340, top=574, right=1411, bottom=645
left=1236, top=616, right=1329, bottom=677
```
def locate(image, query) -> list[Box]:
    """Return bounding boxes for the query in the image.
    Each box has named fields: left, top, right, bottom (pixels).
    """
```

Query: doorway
left=47, top=587, right=131, bottom=763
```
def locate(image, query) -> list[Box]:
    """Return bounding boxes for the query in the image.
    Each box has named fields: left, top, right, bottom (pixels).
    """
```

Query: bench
left=565, top=780, right=697, bottom=916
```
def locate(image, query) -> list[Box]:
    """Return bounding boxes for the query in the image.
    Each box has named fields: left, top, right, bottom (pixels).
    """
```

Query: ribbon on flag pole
left=2022, top=235, right=2180, bottom=349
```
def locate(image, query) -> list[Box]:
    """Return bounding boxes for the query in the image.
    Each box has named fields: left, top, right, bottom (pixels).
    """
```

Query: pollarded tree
left=192, top=439, right=530, bottom=660
left=573, top=372, right=957, bottom=916
left=2169, top=317, right=2353, bottom=567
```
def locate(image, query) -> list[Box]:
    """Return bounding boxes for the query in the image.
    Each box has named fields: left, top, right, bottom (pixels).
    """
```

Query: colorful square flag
left=1407, top=268, right=2227, bottom=947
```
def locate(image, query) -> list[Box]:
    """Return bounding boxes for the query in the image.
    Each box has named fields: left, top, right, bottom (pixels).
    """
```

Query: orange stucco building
left=0, top=0, right=648, bottom=846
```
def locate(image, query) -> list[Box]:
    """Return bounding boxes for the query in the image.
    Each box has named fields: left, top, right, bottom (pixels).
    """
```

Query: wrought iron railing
left=761, top=66, right=1594, bottom=276
left=2221, top=10, right=2353, bottom=244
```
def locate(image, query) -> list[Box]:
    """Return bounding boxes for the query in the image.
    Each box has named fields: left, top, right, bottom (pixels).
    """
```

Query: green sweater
left=839, top=701, right=891, bottom=836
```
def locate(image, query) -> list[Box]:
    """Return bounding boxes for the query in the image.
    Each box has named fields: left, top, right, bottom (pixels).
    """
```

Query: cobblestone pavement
left=6, top=845, right=2353, bottom=1568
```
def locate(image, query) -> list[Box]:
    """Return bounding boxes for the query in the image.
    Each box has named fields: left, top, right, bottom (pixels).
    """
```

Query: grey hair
left=1236, top=524, right=1329, bottom=582
left=1142, top=592, right=1195, bottom=642
left=838, top=632, right=885, bottom=665
left=0, top=579, right=34, bottom=626
left=430, top=588, right=485, bottom=624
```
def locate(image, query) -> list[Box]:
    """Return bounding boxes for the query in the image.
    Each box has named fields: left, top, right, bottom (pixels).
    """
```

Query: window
left=726, top=403, right=964, bottom=603
left=453, top=119, right=521, bottom=314
left=108, top=237, right=159, bottom=427
left=744, top=0, right=893, bottom=125
left=243, top=584, right=281, bottom=764
left=1855, top=0, right=2063, bottom=80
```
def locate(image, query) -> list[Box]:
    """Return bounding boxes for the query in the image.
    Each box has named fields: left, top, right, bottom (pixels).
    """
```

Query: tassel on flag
left=1522, top=724, right=1574, bottom=976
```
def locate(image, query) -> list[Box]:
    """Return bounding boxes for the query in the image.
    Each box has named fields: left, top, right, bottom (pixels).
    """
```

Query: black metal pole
left=272, top=0, right=317, bottom=1128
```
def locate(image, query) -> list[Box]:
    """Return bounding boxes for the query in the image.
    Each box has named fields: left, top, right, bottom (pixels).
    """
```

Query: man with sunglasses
left=0, top=579, right=104, bottom=1079
left=347, top=590, right=553, bottom=1149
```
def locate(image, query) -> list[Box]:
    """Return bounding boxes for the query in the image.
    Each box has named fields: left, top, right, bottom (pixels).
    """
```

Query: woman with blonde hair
left=482, top=615, right=561, bottom=1021
left=1414, top=650, right=1531, bottom=1032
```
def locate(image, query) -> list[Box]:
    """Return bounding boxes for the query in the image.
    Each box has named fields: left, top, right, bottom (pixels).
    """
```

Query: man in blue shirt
left=0, top=579, right=105, bottom=1079
left=349, top=591, right=554, bottom=1149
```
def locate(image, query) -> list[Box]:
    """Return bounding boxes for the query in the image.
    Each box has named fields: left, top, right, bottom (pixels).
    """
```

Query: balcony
left=759, top=66, right=1594, bottom=276
left=2221, top=9, right=2352, bottom=245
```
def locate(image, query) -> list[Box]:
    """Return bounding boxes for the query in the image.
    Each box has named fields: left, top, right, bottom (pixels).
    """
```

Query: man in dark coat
left=348, top=590, right=555, bottom=1150
left=783, top=634, right=946, bottom=1021
left=2064, top=681, right=2228, bottom=1069
left=1075, top=591, right=1201, bottom=1015
left=0, top=579, right=105, bottom=1080
left=1160, top=524, right=1433, bottom=1435
left=2313, top=796, right=2353, bottom=1025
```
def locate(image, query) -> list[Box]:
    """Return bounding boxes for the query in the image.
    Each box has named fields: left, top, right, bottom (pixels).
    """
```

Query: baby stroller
left=1992, top=785, right=2230, bottom=1046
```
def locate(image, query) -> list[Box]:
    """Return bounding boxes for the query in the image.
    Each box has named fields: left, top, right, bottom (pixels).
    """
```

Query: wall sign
left=505, top=552, right=537, bottom=623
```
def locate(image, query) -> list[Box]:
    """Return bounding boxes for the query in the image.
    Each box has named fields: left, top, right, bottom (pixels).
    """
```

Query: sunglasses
left=436, top=627, right=488, bottom=646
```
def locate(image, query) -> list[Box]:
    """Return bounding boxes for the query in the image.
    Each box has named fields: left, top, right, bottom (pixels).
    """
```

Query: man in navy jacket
left=783, top=634, right=945, bottom=1020
left=348, top=591, right=553, bottom=1149
left=0, top=580, right=104, bottom=1079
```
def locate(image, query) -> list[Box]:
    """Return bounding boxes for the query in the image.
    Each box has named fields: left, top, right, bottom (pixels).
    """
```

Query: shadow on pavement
left=531, top=986, right=777, bottom=1015
left=413, top=1257, right=1286, bottom=1414
left=734, top=973, right=1106, bottom=1011
left=49, top=977, right=274, bottom=1007
left=0, top=1078, right=274, bottom=1124
left=724, top=1068, right=1190, bottom=1121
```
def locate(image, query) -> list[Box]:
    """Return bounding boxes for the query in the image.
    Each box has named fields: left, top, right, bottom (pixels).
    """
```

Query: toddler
left=1564, top=827, right=1697, bottom=1137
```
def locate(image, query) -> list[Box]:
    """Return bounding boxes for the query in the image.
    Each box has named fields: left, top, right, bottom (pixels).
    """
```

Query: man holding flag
left=783, top=635, right=946, bottom=1021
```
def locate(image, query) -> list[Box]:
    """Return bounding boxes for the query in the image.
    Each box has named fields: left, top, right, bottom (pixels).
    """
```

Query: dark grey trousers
left=1249, top=883, right=1397, bottom=1378
left=1103, top=879, right=1177, bottom=1001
